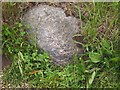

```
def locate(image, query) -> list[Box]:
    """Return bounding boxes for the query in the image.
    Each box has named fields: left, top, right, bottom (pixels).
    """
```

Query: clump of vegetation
left=2, top=2, right=120, bottom=88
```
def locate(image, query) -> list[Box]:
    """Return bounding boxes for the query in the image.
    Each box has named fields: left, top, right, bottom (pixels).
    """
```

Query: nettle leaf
left=89, top=52, right=101, bottom=63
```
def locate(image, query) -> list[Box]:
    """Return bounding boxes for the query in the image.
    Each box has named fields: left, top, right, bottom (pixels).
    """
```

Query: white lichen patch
left=23, top=5, right=81, bottom=65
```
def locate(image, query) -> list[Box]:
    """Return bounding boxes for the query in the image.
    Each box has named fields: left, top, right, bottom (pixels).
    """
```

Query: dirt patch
left=2, top=2, right=86, bottom=24
left=2, top=54, right=12, bottom=70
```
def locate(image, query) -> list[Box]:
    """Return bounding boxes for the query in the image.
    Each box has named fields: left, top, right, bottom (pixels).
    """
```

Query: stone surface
left=23, top=5, right=81, bottom=65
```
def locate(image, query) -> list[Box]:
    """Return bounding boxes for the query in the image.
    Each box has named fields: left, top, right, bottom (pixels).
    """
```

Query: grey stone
left=23, top=5, right=81, bottom=65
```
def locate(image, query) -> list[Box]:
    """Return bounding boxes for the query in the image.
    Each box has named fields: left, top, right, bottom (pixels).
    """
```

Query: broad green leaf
left=18, top=51, right=24, bottom=61
left=18, top=52, right=24, bottom=76
left=18, top=64, right=23, bottom=77
left=89, top=52, right=101, bottom=63
left=89, top=71, right=96, bottom=85
left=111, top=57, right=120, bottom=62
left=101, top=38, right=110, bottom=49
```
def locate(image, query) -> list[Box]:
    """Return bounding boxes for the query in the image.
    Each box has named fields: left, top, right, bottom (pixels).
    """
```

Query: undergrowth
left=2, top=2, right=120, bottom=88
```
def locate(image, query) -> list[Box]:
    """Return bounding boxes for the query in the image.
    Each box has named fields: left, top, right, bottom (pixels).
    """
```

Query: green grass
left=2, top=2, right=120, bottom=88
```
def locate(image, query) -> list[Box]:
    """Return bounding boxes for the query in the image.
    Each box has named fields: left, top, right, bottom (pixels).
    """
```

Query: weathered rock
left=23, top=5, right=81, bottom=65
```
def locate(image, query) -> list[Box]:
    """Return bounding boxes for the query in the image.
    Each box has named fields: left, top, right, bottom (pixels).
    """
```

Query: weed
left=76, top=2, right=120, bottom=88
